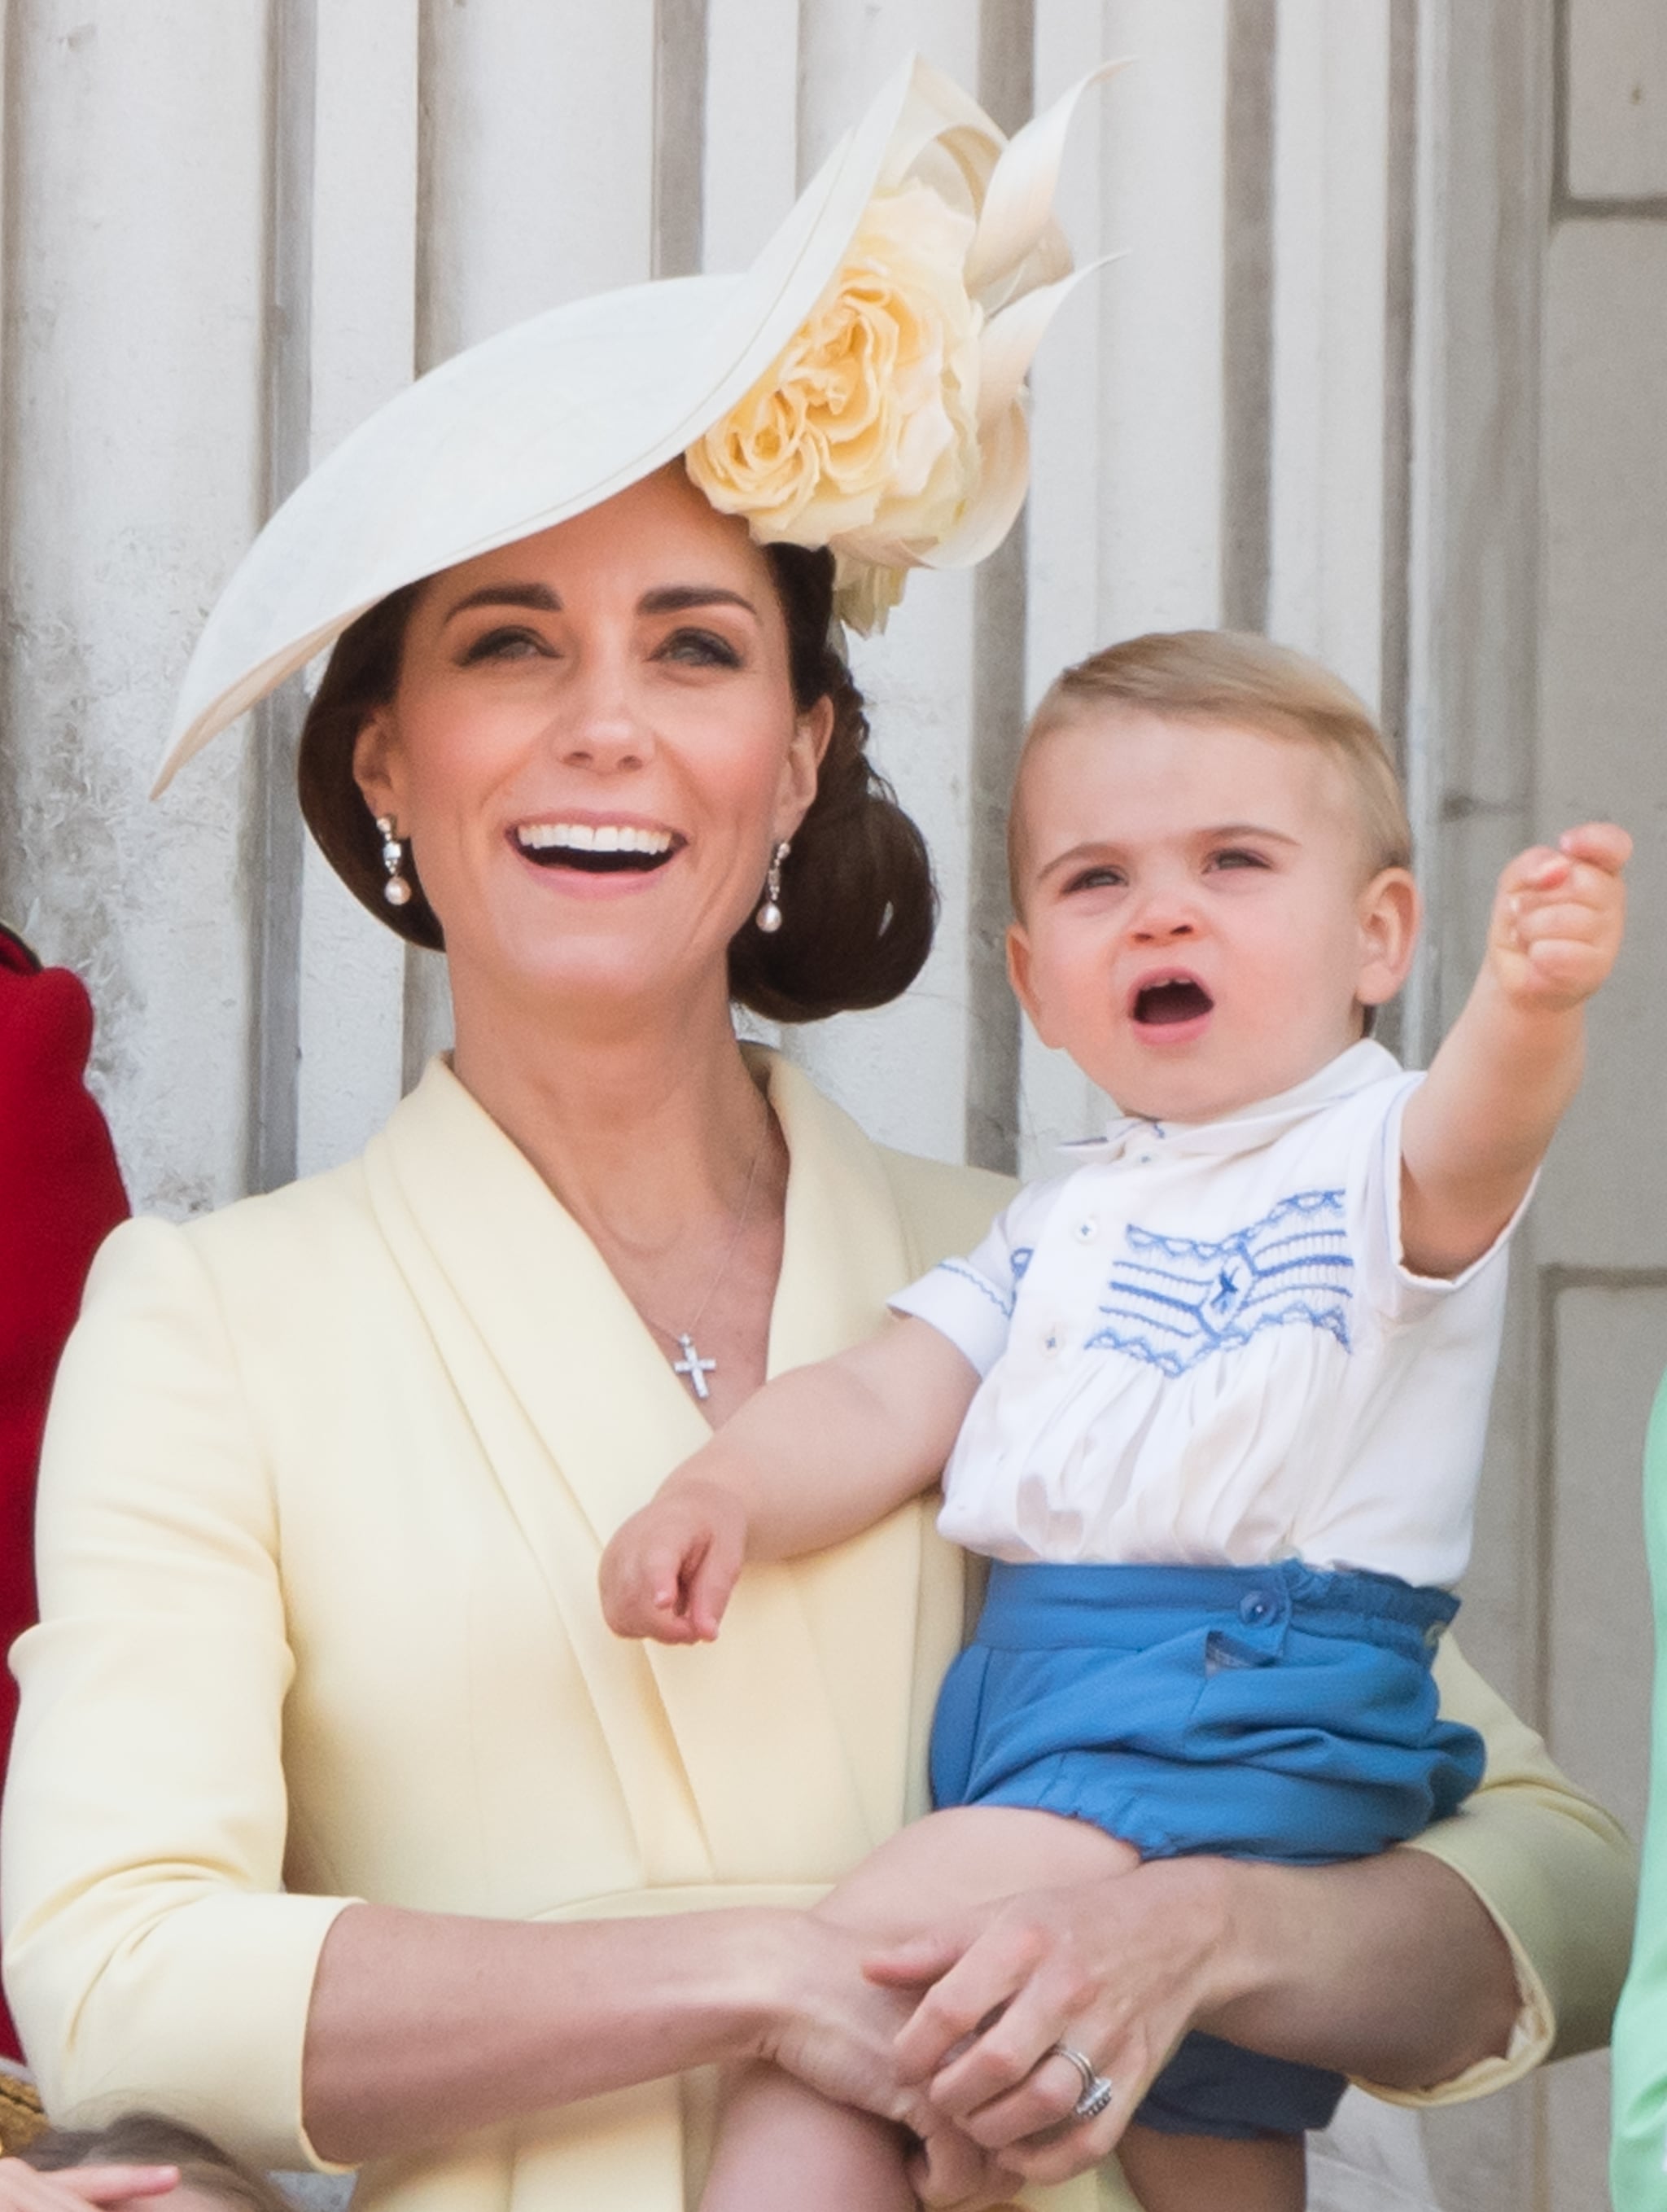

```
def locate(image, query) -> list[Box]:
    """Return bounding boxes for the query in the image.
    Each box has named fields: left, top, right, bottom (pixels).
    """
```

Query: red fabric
left=0, top=931, right=128, bottom=2060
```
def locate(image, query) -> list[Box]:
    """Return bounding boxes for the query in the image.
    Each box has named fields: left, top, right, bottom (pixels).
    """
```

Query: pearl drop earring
left=755, top=840, right=790, bottom=933
left=377, top=816, right=413, bottom=908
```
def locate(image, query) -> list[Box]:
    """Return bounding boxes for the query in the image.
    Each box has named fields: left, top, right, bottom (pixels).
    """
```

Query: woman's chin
left=453, top=914, right=737, bottom=1027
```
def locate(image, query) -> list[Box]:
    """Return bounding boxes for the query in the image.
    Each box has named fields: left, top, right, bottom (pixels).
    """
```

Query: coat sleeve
left=0, top=1216, right=354, bottom=2170
left=1610, top=1374, right=1667, bottom=2205
left=1359, top=1631, right=1635, bottom=2106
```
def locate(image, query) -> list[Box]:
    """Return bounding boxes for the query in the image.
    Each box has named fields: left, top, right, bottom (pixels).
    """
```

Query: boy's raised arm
left=598, top=1316, right=981, bottom=1643
left=1399, top=821, right=1629, bottom=1280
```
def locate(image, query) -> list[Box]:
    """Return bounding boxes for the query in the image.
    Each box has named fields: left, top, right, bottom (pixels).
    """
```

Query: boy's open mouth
left=1131, top=975, right=1214, bottom=1027
left=512, top=822, right=681, bottom=875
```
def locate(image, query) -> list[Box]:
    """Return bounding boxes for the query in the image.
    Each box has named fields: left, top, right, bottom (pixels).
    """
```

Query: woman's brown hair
left=19, top=2114, right=295, bottom=2212
left=296, top=537, right=936, bottom=1024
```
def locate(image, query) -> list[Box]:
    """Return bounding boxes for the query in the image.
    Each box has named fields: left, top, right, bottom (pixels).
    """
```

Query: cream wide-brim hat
left=154, top=53, right=1119, bottom=799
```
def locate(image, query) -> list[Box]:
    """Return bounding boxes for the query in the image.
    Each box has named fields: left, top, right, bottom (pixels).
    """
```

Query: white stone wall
left=0, top=4, right=1654, bottom=2205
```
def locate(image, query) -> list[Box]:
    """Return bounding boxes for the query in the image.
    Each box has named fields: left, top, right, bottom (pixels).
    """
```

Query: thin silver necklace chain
left=640, top=1103, right=773, bottom=1402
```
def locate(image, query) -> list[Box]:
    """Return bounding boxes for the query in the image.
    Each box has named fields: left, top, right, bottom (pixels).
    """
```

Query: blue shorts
left=929, top=1558, right=1485, bottom=2140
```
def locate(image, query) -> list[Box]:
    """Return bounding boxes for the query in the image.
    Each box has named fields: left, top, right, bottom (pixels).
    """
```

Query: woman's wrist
left=1127, top=1854, right=1249, bottom=2019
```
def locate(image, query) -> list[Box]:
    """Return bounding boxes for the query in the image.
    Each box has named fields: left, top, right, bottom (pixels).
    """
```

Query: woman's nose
left=551, top=658, right=652, bottom=773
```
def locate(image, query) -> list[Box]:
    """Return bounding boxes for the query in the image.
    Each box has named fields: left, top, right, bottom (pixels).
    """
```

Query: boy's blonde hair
left=1017, top=629, right=1412, bottom=898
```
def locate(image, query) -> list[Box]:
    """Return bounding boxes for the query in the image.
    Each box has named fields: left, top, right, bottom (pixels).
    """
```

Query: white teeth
left=514, top=821, right=674, bottom=855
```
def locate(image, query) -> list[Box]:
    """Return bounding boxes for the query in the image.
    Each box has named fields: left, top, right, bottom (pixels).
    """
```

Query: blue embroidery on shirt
left=1086, top=1189, right=1354, bottom=1376
left=939, top=1257, right=1014, bottom=1318
left=1010, top=1246, right=1034, bottom=1281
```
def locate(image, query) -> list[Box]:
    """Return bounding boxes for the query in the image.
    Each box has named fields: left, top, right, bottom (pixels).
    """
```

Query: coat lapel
left=365, top=1053, right=932, bottom=1881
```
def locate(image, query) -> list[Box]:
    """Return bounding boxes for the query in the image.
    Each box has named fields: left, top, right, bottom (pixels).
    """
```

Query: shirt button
left=1239, top=1591, right=1275, bottom=1626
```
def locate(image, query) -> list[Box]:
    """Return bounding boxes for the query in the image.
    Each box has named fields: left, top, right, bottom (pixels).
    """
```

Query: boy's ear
left=1006, top=922, right=1056, bottom=1046
left=1356, top=866, right=1421, bottom=1009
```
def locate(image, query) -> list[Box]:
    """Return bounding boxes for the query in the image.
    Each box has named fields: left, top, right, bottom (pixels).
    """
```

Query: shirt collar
left=1059, top=1038, right=1402, bottom=1163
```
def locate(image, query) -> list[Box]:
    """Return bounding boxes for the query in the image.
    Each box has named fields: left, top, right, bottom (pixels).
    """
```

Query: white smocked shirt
left=890, top=1040, right=1518, bottom=1590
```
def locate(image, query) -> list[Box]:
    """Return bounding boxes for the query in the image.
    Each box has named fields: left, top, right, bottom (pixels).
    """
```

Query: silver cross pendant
left=672, top=1333, right=717, bottom=1401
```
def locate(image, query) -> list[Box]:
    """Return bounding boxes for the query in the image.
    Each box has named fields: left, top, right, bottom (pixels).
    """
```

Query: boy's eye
left=1062, top=865, right=1126, bottom=894
left=457, top=626, right=550, bottom=665
left=1210, top=847, right=1269, bottom=872
left=658, top=627, right=743, bottom=669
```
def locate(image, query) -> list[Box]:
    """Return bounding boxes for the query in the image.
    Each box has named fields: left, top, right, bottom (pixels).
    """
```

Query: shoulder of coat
left=873, top=1144, right=1017, bottom=1275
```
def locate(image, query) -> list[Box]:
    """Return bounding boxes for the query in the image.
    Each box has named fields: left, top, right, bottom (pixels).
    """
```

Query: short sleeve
left=889, top=1180, right=1057, bottom=1379
left=1357, top=1075, right=1534, bottom=1325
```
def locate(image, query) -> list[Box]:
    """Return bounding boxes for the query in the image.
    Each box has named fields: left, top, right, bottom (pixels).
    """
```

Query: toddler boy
left=602, top=630, right=1630, bottom=2212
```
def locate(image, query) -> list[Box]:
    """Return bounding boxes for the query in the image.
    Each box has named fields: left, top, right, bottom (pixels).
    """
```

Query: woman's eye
left=457, top=626, right=549, bottom=666
left=657, top=628, right=743, bottom=669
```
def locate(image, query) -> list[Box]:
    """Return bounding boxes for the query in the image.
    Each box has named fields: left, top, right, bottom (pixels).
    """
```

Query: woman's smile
left=509, top=813, right=686, bottom=894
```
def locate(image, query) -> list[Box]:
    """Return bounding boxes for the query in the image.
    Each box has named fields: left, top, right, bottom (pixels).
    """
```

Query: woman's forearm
left=301, top=1903, right=782, bottom=2162
left=1201, top=1846, right=1519, bottom=2087
left=302, top=1899, right=945, bottom=2167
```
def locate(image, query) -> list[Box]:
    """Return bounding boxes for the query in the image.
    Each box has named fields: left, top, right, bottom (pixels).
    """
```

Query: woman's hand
left=751, top=1916, right=1019, bottom=2206
left=868, top=1857, right=1236, bottom=2187
left=0, top=2164, right=180, bottom=2212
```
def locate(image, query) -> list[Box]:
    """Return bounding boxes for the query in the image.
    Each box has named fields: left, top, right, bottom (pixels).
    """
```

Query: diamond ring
left=1050, top=2041, right=1115, bottom=2123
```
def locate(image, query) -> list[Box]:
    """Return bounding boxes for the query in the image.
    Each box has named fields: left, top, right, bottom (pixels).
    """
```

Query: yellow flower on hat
left=687, top=59, right=1122, bottom=634
left=688, top=182, right=982, bottom=621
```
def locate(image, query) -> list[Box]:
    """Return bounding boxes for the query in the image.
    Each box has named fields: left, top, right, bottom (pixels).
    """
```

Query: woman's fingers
left=887, top=1915, right=1038, bottom=2083
left=759, top=1916, right=943, bottom=2134
left=0, top=2164, right=180, bottom=2212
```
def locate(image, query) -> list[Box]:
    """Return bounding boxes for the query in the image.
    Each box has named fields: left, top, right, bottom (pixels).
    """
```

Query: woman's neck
left=446, top=964, right=790, bottom=1423
left=446, top=965, right=774, bottom=1251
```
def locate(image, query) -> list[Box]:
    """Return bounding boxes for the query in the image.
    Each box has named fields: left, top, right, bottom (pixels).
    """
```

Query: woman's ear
left=775, top=693, right=835, bottom=840
left=1356, top=866, right=1421, bottom=1010
left=352, top=708, right=401, bottom=826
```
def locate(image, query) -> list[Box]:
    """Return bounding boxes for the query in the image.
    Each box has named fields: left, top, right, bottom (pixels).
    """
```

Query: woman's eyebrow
left=442, top=581, right=562, bottom=624
left=639, top=585, right=759, bottom=618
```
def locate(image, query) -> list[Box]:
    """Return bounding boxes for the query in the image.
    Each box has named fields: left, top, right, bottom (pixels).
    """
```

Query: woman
left=1, top=56, right=1634, bottom=2212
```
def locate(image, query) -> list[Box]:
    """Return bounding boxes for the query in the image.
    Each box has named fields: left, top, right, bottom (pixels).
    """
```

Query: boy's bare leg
left=701, top=2060, right=918, bottom=2212
left=1116, top=2122, right=1305, bottom=2212
left=699, top=1806, right=1136, bottom=2212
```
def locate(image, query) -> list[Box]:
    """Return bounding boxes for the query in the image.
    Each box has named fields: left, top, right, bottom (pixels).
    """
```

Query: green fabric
left=1612, top=1370, right=1667, bottom=2205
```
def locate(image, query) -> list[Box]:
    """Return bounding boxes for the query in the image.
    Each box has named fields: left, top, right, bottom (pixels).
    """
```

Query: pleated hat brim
left=152, top=61, right=921, bottom=796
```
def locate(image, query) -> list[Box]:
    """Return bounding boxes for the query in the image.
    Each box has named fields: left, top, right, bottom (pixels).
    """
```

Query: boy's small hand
left=598, top=1478, right=747, bottom=1644
left=1489, top=822, right=1630, bottom=1011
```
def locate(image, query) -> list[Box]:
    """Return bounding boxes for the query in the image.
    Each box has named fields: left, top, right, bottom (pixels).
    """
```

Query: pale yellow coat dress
left=0, top=1051, right=1637, bottom=2212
